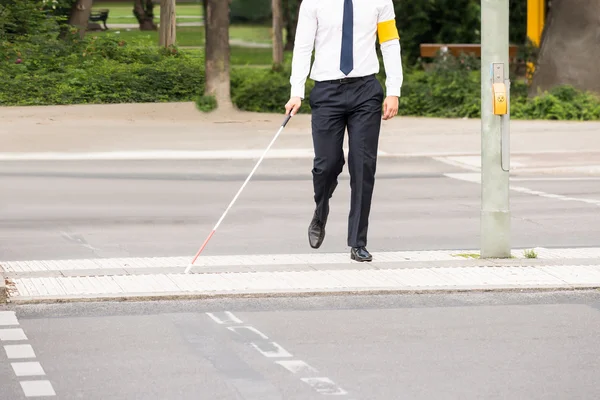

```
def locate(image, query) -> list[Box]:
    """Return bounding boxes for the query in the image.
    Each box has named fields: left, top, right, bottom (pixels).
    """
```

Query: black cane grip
left=282, top=114, right=292, bottom=127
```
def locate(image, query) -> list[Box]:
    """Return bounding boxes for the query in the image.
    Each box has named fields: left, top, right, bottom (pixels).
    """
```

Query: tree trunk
left=529, top=0, right=600, bottom=96
left=68, top=0, right=94, bottom=39
left=159, top=0, right=176, bottom=47
left=204, top=0, right=233, bottom=110
left=283, top=0, right=300, bottom=51
left=133, top=0, right=157, bottom=31
left=272, top=0, right=284, bottom=67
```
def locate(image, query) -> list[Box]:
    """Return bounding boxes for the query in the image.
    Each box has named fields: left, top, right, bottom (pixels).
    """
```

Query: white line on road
left=0, top=328, right=28, bottom=341
left=207, top=311, right=349, bottom=396
left=0, top=148, right=383, bottom=161
left=227, top=326, right=269, bottom=339
left=4, top=344, right=36, bottom=359
left=1, top=313, right=56, bottom=397
left=276, top=360, right=319, bottom=374
left=20, top=380, right=56, bottom=397
left=8, top=247, right=600, bottom=273
left=11, top=362, right=46, bottom=377
left=445, top=172, right=600, bottom=206
left=205, top=311, right=243, bottom=324
left=300, top=377, right=348, bottom=395
left=0, top=311, right=19, bottom=326
left=250, top=342, right=293, bottom=358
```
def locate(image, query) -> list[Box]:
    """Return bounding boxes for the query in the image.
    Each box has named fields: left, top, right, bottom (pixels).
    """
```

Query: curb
left=0, top=269, right=6, bottom=304
left=7, top=286, right=600, bottom=305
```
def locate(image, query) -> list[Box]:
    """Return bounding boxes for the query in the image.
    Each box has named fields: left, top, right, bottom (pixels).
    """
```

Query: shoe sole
left=350, top=252, right=372, bottom=262
left=308, top=229, right=325, bottom=249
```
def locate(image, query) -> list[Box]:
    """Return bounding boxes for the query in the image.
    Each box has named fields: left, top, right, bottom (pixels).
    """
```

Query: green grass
left=99, top=25, right=275, bottom=47
left=101, top=26, right=204, bottom=47
left=92, top=1, right=203, bottom=25
left=453, top=253, right=480, bottom=259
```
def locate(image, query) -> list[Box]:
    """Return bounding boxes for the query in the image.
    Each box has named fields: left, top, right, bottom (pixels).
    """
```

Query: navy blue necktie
left=340, top=0, right=353, bottom=75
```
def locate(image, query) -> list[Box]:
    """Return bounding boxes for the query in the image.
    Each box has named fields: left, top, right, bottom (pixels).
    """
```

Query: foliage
left=196, top=94, right=217, bottom=112
left=226, top=53, right=600, bottom=121
left=230, top=0, right=271, bottom=23
left=394, top=0, right=528, bottom=66
left=0, top=33, right=204, bottom=106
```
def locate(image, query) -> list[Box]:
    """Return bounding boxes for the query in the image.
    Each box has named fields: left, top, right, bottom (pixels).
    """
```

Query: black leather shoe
left=350, top=247, right=372, bottom=262
left=308, top=212, right=325, bottom=249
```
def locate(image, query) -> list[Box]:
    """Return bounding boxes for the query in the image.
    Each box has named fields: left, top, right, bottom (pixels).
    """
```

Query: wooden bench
left=89, top=9, right=110, bottom=30
left=420, top=44, right=519, bottom=60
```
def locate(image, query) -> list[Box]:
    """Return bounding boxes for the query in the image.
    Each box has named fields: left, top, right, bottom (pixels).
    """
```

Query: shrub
left=0, top=33, right=205, bottom=106
left=227, top=57, right=600, bottom=121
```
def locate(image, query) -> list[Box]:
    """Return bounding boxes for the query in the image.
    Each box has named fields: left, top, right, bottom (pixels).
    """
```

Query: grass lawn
left=93, top=1, right=203, bottom=24
left=99, top=25, right=279, bottom=48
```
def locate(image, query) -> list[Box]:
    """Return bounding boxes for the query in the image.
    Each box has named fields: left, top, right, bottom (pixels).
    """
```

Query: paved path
left=2, top=292, right=600, bottom=399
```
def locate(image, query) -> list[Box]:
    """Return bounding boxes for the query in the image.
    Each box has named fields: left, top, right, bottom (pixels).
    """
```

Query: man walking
left=284, top=0, right=403, bottom=262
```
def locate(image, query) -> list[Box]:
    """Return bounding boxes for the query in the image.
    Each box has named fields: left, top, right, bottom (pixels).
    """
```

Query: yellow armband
left=377, top=19, right=399, bottom=44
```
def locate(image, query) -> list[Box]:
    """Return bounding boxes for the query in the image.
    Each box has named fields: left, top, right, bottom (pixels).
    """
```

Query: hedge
left=228, top=61, right=600, bottom=121
left=1, top=34, right=599, bottom=120
left=0, top=35, right=205, bottom=106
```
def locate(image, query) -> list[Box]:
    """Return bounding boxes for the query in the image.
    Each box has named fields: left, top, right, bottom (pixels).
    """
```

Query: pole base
left=480, top=210, right=511, bottom=258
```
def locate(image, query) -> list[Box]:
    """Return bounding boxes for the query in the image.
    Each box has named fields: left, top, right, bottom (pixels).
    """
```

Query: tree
left=204, top=0, right=233, bottom=110
left=282, top=0, right=300, bottom=51
left=133, top=0, right=157, bottom=31
left=272, top=0, right=284, bottom=67
left=67, top=0, right=93, bottom=38
left=159, top=0, right=176, bottom=47
left=529, top=0, right=600, bottom=96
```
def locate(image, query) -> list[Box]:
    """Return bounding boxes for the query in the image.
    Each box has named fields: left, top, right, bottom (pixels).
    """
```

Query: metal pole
left=480, top=0, right=511, bottom=258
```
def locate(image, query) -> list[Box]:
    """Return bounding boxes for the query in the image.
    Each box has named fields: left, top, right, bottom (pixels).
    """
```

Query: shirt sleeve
left=377, top=0, right=403, bottom=97
left=289, top=0, right=318, bottom=99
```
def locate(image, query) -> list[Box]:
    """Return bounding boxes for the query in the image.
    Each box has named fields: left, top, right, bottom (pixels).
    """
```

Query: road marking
left=250, top=342, right=293, bottom=358
left=300, top=377, right=348, bottom=395
left=1, top=313, right=56, bottom=397
left=227, top=326, right=269, bottom=339
left=0, top=311, right=19, bottom=326
left=0, top=328, right=28, bottom=341
left=0, top=148, right=387, bottom=161
left=207, top=311, right=349, bottom=396
left=5, top=247, right=600, bottom=274
left=276, top=360, right=319, bottom=374
left=20, top=380, right=56, bottom=397
left=4, top=344, right=36, bottom=359
left=206, top=311, right=243, bottom=324
left=11, top=362, right=46, bottom=377
left=445, top=172, right=600, bottom=207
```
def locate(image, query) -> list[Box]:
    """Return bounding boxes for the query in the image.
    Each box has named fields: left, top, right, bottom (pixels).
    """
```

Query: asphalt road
left=1, top=155, right=600, bottom=261
left=2, top=291, right=600, bottom=399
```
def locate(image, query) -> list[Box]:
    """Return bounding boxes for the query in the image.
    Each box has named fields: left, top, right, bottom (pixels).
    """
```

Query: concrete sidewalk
left=2, top=247, right=600, bottom=303
left=1, top=103, right=598, bottom=156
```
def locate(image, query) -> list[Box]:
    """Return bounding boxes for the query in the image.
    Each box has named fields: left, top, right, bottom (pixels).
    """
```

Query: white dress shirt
left=289, top=0, right=403, bottom=99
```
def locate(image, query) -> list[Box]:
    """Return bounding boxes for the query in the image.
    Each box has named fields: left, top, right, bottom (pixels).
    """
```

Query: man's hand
left=285, top=97, right=302, bottom=116
left=382, top=96, right=399, bottom=120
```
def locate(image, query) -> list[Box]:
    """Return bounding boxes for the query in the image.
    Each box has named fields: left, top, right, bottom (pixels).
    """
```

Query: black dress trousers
left=308, top=74, right=384, bottom=248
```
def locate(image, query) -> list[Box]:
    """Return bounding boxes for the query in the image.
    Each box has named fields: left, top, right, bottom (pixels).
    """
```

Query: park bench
left=420, top=43, right=519, bottom=60
left=89, top=9, right=110, bottom=31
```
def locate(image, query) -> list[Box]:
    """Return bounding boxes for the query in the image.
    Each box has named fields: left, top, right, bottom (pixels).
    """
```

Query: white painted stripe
left=0, top=149, right=386, bottom=161
left=227, top=326, right=269, bottom=339
left=0, top=328, right=28, bottom=341
left=250, top=342, right=293, bottom=358
left=7, top=247, right=600, bottom=273
left=300, top=377, right=348, bottom=395
left=205, top=311, right=242, bottom=325
left=11, top=362, right=46, bottom=377
left=20, top=380, right=56, bottom=397
left=276, top=360, right=318, bottom=374
left=0, top=311, right=19, bottom=326
left=8, top=265, right=600, bottom=300
left=445, top=172, right=600, bottom=207
left=4, top=344, right=36, bottom=359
